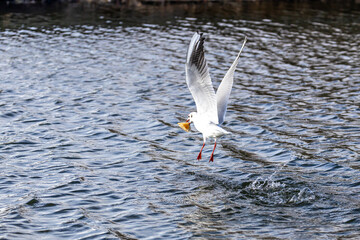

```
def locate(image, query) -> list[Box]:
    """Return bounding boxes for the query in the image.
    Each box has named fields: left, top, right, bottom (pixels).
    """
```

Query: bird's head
left=177, top=112, right=196, bottom=132
left=186, top=112, right=197, bottom=123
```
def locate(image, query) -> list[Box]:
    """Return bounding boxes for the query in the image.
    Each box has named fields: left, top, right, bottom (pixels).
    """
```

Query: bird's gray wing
left=216, top=36, right=247, bottom=124
left=185, top=32, right=218, bottom=124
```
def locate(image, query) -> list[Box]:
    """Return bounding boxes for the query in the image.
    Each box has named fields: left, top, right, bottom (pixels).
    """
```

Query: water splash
left=243, top=177, right=316, bottom=207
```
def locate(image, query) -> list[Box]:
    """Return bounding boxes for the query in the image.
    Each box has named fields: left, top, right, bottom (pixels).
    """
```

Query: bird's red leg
left=197, top=142, right=205, bottom=160
left=209, top=140, right=217, bottom=162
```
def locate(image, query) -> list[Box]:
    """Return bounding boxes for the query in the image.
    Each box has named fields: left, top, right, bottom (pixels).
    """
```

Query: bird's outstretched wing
left=185, top=32, right=218, bottom=124
left=216, top=36, right=247, bottom=124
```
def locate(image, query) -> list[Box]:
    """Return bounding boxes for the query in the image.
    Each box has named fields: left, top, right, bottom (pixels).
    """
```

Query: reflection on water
left=0, top=2, right=360, bottom=239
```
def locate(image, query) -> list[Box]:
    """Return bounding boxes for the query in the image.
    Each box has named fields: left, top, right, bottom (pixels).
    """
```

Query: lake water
left=1, top=2, right=359, bottom=239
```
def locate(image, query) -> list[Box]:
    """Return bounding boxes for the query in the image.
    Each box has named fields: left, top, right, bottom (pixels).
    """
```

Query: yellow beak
left=177, top=122, right=191, bottom=132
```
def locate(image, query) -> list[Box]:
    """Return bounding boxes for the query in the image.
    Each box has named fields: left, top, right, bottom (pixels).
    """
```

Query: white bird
left=182, top=32, right=247, bottom=162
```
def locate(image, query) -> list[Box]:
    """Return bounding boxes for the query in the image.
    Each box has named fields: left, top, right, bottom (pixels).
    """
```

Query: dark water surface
left=1, top=2, right=360, bottom=239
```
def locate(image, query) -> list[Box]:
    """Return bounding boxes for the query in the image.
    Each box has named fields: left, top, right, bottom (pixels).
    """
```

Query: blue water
left=1, top=3, right=359, bottom=239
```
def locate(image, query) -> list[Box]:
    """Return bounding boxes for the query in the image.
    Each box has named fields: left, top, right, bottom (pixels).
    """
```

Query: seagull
left=181, top=32, right=247, bottom=162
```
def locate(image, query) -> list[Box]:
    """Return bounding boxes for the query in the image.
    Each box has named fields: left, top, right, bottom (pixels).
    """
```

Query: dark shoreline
left=1, top=0, right=360, bottom=13
left=1, top=0, right=359, bottom=30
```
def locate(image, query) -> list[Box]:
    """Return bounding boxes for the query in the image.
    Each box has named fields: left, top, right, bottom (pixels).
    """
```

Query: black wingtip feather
left=190, top=32, right=207, bottom=76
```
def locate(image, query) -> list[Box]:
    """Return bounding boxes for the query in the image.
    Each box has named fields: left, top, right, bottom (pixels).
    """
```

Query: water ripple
left=1, top=3, right=360, bottom=239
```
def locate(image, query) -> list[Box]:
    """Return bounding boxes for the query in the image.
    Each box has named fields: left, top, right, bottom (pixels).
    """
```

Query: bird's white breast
left=193, top=114, right=229, bottom=139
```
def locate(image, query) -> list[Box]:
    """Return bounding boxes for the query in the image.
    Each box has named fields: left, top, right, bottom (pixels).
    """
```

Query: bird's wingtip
left=194, top=31, right=205, bottom=40
left=235, top=35, right=247, bottom=59
left=243, top=35, right=247, bottom=45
